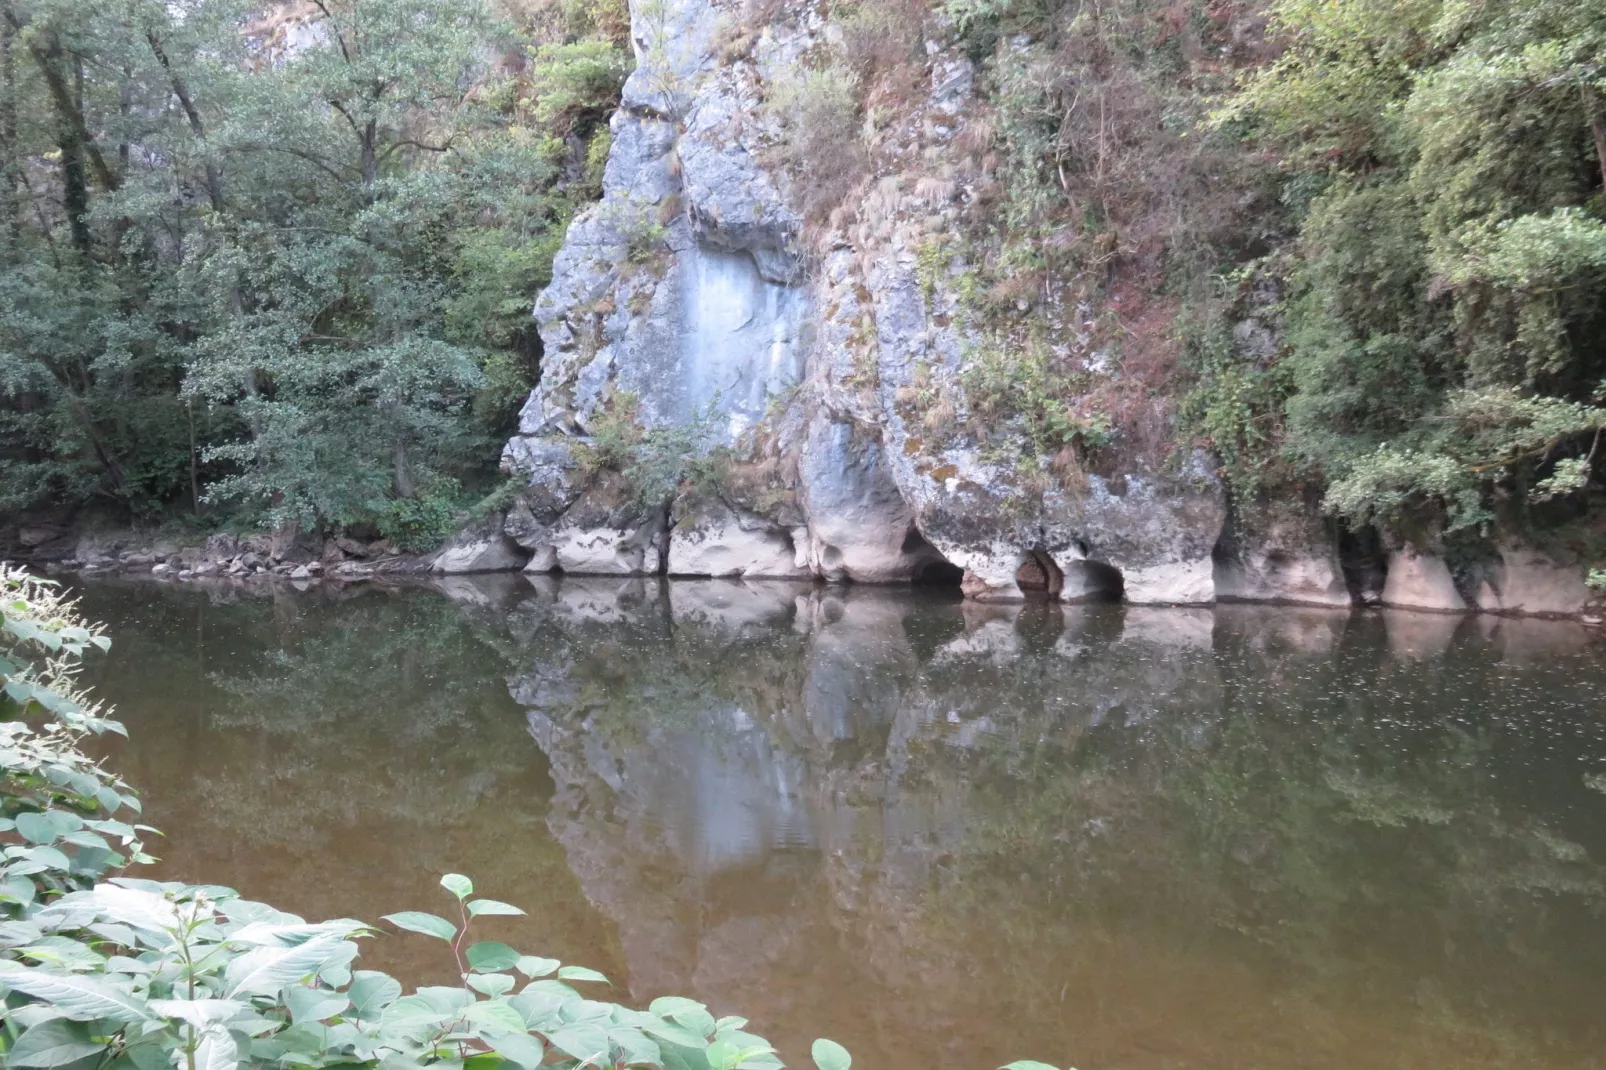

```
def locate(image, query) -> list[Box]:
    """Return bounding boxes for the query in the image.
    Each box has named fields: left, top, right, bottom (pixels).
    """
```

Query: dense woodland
left=1, top=0, right=1604, bottom=559
left=0, top=0, right=627, bottom=546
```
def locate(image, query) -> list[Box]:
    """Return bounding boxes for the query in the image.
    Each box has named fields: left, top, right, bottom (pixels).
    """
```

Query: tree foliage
left=0, top=0, right=628, bottom=538
left=1195, top=0, right=1606, bottom=540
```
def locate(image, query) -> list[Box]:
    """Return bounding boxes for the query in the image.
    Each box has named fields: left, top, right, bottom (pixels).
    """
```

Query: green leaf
left=467, top=941, right=522, bottom=972
left=545, top=1024, right=611, bottom=1062
left=464, top=998, right=526, bottom=1033
left=556, top=965, right=609, bottom=985
left=194, top=1027, right=238, bottom=1070
left=514, top=956, right=559, bottom=978
left=485, top=1030, right=545, bottom=1070
left=466, top=972, right=515, bottom=998
left=148, top=999, right=247, bottom=1028
left=15, top=812, right=58, bottom=845
left=282, top=983, right=349, bottom=1025
left=381, top=911, right=457, bottom=942
left=642, top=1017, right=712, bottom=1051
left=440, top=874, right=474, bottom=900
left=378, top=996, right=450, bottom=1043
left=466, top=898, right=524, bottom=917
left=812, top=1038, right=851, bottom=1070
left=8, top=1019, right=107, bottom=1067
left=348, top=971, right=403, bottom=1019
left=0, top=963, right=151, bottom=1023
left=223, top=936, right=356, bottom=997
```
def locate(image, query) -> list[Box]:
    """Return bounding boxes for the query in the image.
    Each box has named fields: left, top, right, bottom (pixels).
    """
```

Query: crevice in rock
left=1061, top=559, right=1124, bottom=604
left=1014, top=549, right=1064, bottom=600
left=1338, top=524, right=1388, bottom=605
left=903, top=526, right=963, bottom=587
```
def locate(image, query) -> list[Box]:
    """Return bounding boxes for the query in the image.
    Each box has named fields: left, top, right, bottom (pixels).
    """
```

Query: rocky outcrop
left=1381, top=548, right=1467, bottom=613
left=1214, top=506, right=1351, bottom=608
left=478, top=0, right=1603, bottom=619
left=484, top=0, right=1236, bottom=603
left=432, top=517, right=529, bottom=574
left=1470, top=544, right=1593, bottom=617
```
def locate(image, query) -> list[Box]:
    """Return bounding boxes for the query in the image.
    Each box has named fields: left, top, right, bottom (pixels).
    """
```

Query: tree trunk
left=0, top=7, right=17, bottom=252
left=47, top=36, right=90, bottom=255
left=392, top=438, right=416, bottom=500
left=1582, top=79, right=1606, bottom=192
left=147, top=30, right=225, bottom=213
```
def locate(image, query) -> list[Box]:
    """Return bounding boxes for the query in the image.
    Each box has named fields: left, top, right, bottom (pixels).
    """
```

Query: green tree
left=0, top=0, right=628, bottom=541
left=1204, top=0, right=1606, bottom=538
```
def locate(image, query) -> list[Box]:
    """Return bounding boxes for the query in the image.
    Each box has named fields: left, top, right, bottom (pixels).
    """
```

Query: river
left=68, top=575, right=1606, bottom=1070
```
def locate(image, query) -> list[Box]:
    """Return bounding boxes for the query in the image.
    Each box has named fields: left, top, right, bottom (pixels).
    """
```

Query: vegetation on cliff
left=768, top=0, right=1605, bottom=556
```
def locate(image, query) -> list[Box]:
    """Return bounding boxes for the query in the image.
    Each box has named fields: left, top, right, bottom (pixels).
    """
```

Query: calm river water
left=68, top=575, right=1606, bottom=1070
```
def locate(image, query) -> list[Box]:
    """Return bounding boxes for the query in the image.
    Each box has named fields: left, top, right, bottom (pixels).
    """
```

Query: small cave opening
left=1060, top=559, right=1124, bottom=604
left=1014, top=549, right=1065, bottom=600
left=904, top=526, right=964, bottom=588
left=1338, top=524, right=1388, bottom=604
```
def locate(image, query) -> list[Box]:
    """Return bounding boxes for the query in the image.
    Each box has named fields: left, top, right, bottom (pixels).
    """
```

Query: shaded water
left=69, top=576, right=1606, bottom=1070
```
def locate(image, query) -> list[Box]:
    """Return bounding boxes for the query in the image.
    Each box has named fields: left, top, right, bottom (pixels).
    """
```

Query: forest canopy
left=0, top=0, right=627, bottom=545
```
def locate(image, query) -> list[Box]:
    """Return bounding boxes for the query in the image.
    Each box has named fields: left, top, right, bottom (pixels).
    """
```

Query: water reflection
left=72, top=576, right=1606, bottom=1070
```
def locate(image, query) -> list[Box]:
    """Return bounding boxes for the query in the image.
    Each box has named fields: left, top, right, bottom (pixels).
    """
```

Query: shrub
left=764, top=65, right=868, bottom=223
left=576, top=392, right=727, bottom=509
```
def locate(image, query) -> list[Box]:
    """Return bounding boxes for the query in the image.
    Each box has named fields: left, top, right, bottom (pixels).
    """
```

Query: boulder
left=545, top=473, right=667, bottom=576
left=1381, top=548, right=1466, bottom=612
left=1472, top=544, right=1591, bottom=616
left=668, top=499, right=809, bottom=578
left=432, top=518, right=528, bottom=574
left=1214, top=509, right=1351, bottom=607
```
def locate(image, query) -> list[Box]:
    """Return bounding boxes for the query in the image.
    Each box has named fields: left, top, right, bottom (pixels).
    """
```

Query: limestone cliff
left=457, top=0, right=1597, bottom=616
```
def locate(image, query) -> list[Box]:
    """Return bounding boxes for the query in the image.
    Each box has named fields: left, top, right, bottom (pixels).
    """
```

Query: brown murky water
left=70, top=575, right=1606, bottom=1070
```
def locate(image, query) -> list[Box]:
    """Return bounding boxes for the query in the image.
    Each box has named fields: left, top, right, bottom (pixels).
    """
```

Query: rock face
left=1214, top=507, right=1351, bottom=608
left=485, top=0, right=1236, bottom=603
left=483, top=0, right=1594, bottom=617
left=1382, top=548, right=1466, bottom=613
left=433, top=517, right=529, bottom=574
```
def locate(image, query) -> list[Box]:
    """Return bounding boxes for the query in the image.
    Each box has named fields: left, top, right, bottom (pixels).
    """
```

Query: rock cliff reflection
left=77, top=577, right=1606, bottom=1070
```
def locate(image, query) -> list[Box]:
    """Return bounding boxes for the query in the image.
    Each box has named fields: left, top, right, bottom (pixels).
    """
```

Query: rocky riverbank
left=9, top=524, right=435, bottom=585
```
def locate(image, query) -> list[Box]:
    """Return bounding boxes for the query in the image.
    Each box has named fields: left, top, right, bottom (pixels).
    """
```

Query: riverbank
left=16, top=518, right=1606, bottom=627
left=10, top=521, right=437, bottom=582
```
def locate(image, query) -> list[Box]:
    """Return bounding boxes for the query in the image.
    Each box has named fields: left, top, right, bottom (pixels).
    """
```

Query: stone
left=333, top=537, right=367, bottom=559
left=433, top=517, right=529, bottom=575
left=1472, top=544, right=1590, bottom=617
left=1214, top=509, right=1351, bottom=607
left=290, top=564, right=313, bottom=579
left=546, top=474, right=667, bottom=576
left=668, top=499, right=809, bottom=578
left=17, top=525, right=62, bottom=548
left=797, top=414, right=940, bottom=582
left=1381, top=548, right=1466, bottom=612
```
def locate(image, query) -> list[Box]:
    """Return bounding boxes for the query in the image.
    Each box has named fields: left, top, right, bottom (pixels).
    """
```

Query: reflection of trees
left=72, top=578, right=622, bottom=988
left=918, top=618, right=1606, bottom=1068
